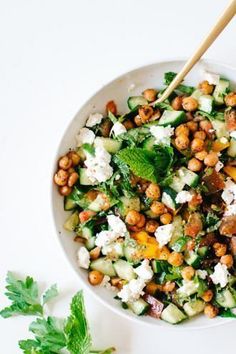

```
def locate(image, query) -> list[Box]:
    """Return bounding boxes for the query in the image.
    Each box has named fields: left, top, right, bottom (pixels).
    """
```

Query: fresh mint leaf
left=65, top=291, right=92, bottom=354
left=220, top=309, right=236, bottom=318
left=154, top=145, right=174, bottom=177
left=0, top=272, right=43, bottom=318
left=164, top=72, right=177, bottom=85
left=42, top=284, right=58, bottom=306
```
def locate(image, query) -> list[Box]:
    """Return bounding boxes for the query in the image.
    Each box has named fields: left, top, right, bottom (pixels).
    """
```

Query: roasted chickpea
left=182, top=97, right=198, bottom=111
left=100, top=118, right=112, bottom=137
left=79, top=210, right=96, bottom=223
left=188, top=157, right=203, bottom=172
left=58, top=155, right=73, bottom=170
left=204, top=304, right=219, bottom=318
left=186, top=112, right=194, bottom=121
left=220, top=254, right=234, bottom=268
left=59, top=185, right=72, bottom=196
left=88, top=270, right=104, bottom=285
left=136, top=214, right=146, bottom=228
left=162, top=281, right=175, bottom=292
left=145, top=183, right=161, bottom=200
left=171, top=96, right=183, bottom=110
left=125, top=210, right=141, bottom=226
left=143, top=88, right=157, bottom=102
left=186, top=121, right=198, bottom=133
left=160, top=213, right=173, bottom=225
left=149, top=109, right=161, bottom=121
left=138, top=105, right=154, bottom=123
left=175, top=134, right=190, bottom=150
left=175, top=124, right=189, bottom=137
left=188, top=193, right=203, bottom=210
left=145, top=219, right=159, bottom=233
left=150, top=201, right=166, bottom=216
left=225, top=92, right=236, bottom=107
left=199, top=120, right=213, bottom=135
left=168, top=252, right=184, bottom=267
left=198, top=80, right=214, bottom=95
left=191, top=138, right=205, bottom=153
left=54, top=169, right=69, bottom=186
left=195, top=150, right=208, bottom=161
left=123, top=119, right=134, bottom=130
left=213, top=242, right=227, bottom=257
left=201, top=290, right=213, bottom=302
left=106, top=100, right=117, bottom=115
left=181, top=266, right=195, bottom=281
left=194, top=130, right=207, bottom=140
left=204, top=151, right=219, bottom=167
left=67, top=151, right=80, bottom=166
left=111, top=277, right=123, bottom=290
left=134, top=115, right=143, bottom=126
left=90, top=247, right=101, bottom=260
left=68, top=172, right=79, bottom=187
left=86, top=190, right=99, bottom=201
left=186, top=239, right=195, bottom=251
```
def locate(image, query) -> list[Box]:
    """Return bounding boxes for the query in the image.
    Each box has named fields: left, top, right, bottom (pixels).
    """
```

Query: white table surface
left=0, top=0, right=236, bottom=353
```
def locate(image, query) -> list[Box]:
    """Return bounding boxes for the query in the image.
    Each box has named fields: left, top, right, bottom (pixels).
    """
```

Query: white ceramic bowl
left=52, top=59, right=236, bottom=329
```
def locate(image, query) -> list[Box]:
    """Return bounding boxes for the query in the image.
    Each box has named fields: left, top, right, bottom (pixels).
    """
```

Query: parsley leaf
left=42, top=284, right=58, bottom=306
left=64, top=291, right=92, bottom=354
left=220, top=309, right=236, bottom=318
left=0, top=272, right=43, bottom=318
left=164, top=71, right=194, bottom=95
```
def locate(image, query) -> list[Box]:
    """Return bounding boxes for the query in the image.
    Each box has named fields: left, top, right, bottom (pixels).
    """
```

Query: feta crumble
left=107, top=215, right=128, bottom=237
left=84, top=145, right=113, bottom=183
left=111, top=122, right=127, bottom=136
left=224, top=203, right=236, bottom=216
left=210, top=263, right=229, bottom=288
left=230, top=131, right=236, bottom=139
left=177, top=280, right=199, bottom=296
left=134, top=260, right=153, bottom=281
left=117, top=278, right=146, bottom=303
left=77, top=247, right=90, bottom=269
left=100, top=275, right=117, bottom=292
left=196, top=269, right=208, bottom=280
left=175, top=190, right=193, bottom=204
left=155, top=224, right=174, bottom=247
left=150, top=125, right=174, bottom=146
left=76, top=127, right=95, bottom=147
left=86, top=113, right=103, bottom=127
left=215, top=161, right=224, bottom=172
left=202, top=71, right=220, bottom=85
left=96, top=215, right=128, bottom=248
left=222, top=178, right=236, bottom=205
left=95, top=230, right=117, bottom=248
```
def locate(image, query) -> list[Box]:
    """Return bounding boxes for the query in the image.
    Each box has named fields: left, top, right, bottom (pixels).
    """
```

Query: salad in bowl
left=53, top=69, right=236, bottom=325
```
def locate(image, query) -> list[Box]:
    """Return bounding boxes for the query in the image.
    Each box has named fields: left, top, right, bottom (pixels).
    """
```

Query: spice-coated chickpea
left=186, top=121, right=198, bottom=133
left=134, top=115, right=143, bottom=126
left=67, top=151, right=80, bottom=166
left=123, top=120, right=135, bottom=130
left=168, top=252, right=184, bottom=267
left=199, top=120, right=213, bottom=134
left=136, top=214, right=146, bottom=228
left=191, top=138, right=205, bottom=153
left=100, top=119, right=112, bottom=137
left=58, top=155, right=73, bottom=170
left=160, top=213, right=173, bottom=225
left=195, top=150, right=208, bottom=161
left=225, top=92, right=236, bottom=107
left=213, top=242, right=227, bottom=257
left=125, top=210, right=141, bottom=226
left=220, top=254, right=234, bottom=268
left=68, top=172, right=79, bottom=187
left=106, top=100, right=117, bottom=115
left=175, top=134, right=190, bottom=150
left=204, top=304, right=219, bottom=318
left=181, top=266, right=195, bottom=281
left=145, top=219, right=159, bottom=233
left=138, top=105, right=154, bottom=123
left=201, top=290, right=213, bottom=302
left=59, top=185, right=72, bottom=196
left=194, top=131, right=207, bottom=140
left=54, top=169, right=69, bottom=186
left=188, top=157, right=203, bottom=172
left=145, top=183, right=161, bottom=200
left=90, top=247, right=101, bottom=260
left=162, top=281, right=175, bottom=292
left=204, top=151, right=219, bottom=167
left=188, top=193, right=203, bottom=209
left=171, top=96, right=183, bottom=110
left=182, top=97, right=198, bottom=112
left=198, top=80, right=214, bottom=95
left=150, top=201, right=166, bottom=216
left=143, top=88, right=157, bottom=102
left=175, top=124, right=190, bottom=137
left=88, top=270, right=104, bottom=285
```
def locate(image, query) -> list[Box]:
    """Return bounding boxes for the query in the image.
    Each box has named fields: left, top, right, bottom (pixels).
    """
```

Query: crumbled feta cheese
left=220, top=137, right=228, bottom=144
left=100, top=275, right=117, bottom=292
left=86, top=113, right=103, bottom=127
left=210, top=263, right=229, bottom=288
left=177, top=280, right=199, bottom=296
left=95, top=230, right=117, bottom=248
left=128, top=83, right=136, bottom=92
left=215, top=161, right=224, bottom=172
left=230, top=131, right=236, bottom=139
left=150, top=125, right=174, bottom=146
left=134, top=260, right=153, bottom=281
left=155, top=224, right=174, bottom=247
left=111, top=122, right=127, bottom=136
left=76, top=127, right=95, bottom=147
left=196, top=269, right=208, bottom=280
left=224, top=203, right=236, bottom=216
left=101, top=242, right=122, bottom=256
left=84, top=145, right=113, bottom=183
left=222, top=178, right=236, bottom=205
left=117, top=278, right=146, bottom=303
left=175, top=190, right=193, bottom=204
left=77, top=247, right=90, bottom=269
left=202, top=71, right=220, bottom=85
left=107, top=215, right=127, bottom=237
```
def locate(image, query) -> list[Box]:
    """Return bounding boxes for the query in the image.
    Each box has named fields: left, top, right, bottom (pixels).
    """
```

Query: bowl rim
left=50, top=57, right=236, bottom=330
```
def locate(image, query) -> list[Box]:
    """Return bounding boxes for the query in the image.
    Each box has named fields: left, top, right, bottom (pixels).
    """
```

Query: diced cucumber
left=90, top=257, right=116, bottom=277
left=227, top=138, right=236, bottom=157
left=161, top=187, right=178, bottom=211
left=63, top=212, right=79, bottom=231
left=151, top=260, right=166, bottom=273
left=142, top=136, right=156, bottom=151
left=161, top=303, right=186, bottom=324
left=158, top=110, right=186, bottom=127
left=216, top=289, right=236, bottom=308
left=198, top=95, right=214, bottom=113
left=183, top=300, right=205, bottom=317
left=118, top=196, right=140, bottom=217
left=127, top=96, right=148, bottom=110
left=64, top=197, right=77, bottom=211
left=102, top=241, right=124, bottom=258
left=94, top=137, right=122, bottom=154
left=197, top=246, right=208, bottom=257
left=81, top=225, right=93, bottom=239
left=76, top=147, right=86, bottom=161
left=124, top=242, right=142, bottom=265
left=85, top=237, right=96, bottom=250
left=88, top=194, right=106, bottom=212
left=169, top=216, right=184, bottom=249
left=178, top=167, right=199, bottom=187
left=213, top=78, right=230, bottom=105
left=127, top=298, right=149, bottom=316
left=211, top=120, right=229, bottom=139
left=169, top=176, right=185, bottom=192
left=184, top=251, right=201, bottom=268
left=79, top=168, right=96, bottom=186
left=114, top=259, right=136, bottom=281
left=191, top=89, right=203, bottom=101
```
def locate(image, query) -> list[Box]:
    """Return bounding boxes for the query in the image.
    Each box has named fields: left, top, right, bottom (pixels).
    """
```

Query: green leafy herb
left=82, top=143, right=95, bottom=156
left=112, top=155, right=136, bottom=196
left=164, top=72, right=194, bottom=94
left=171, top=236, right=189, bottom=252
left=42, top=284, right=58, bottom=306
left=219, top=309, right=236, bottom=318
left=205, top=212, right=220, bottom=232
left=0, top=272, right=43, bottom=318
left=107, top=111, right=117, bottom=124
left=154, top=102, right=173, bottom=110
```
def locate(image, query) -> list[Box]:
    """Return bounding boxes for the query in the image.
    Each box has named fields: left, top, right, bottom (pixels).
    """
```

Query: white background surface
left=0, top=0, right=236, bottom=353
